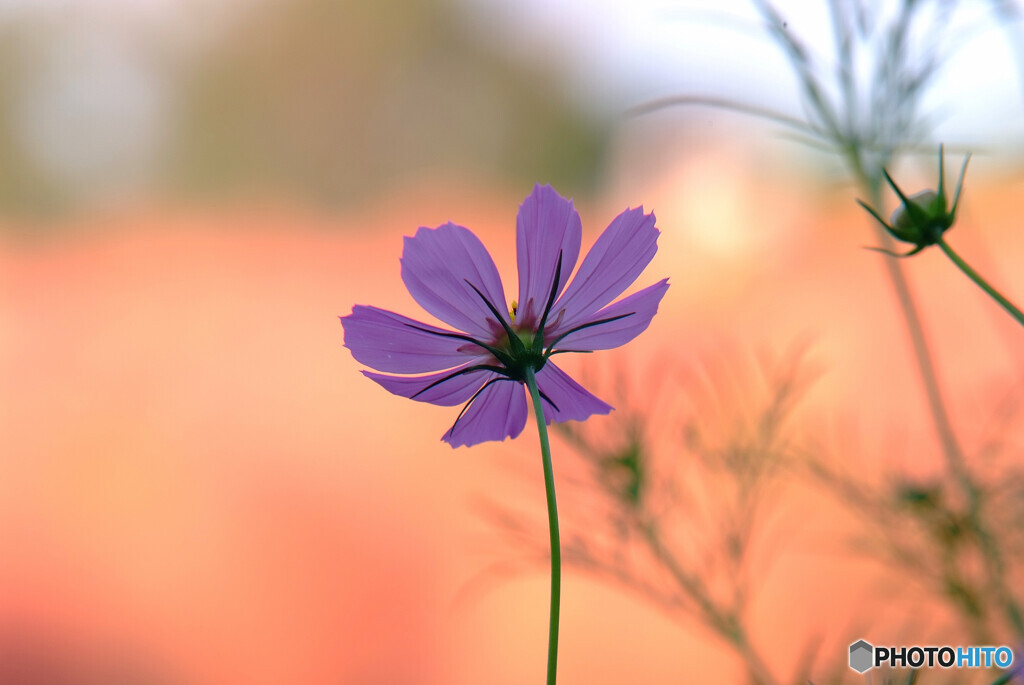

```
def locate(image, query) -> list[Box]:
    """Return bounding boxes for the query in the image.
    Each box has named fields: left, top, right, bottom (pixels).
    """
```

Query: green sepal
left=856, top=144, right=970, bottom=256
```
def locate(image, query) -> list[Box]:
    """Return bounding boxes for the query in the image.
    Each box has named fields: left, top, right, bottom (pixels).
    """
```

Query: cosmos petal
left=342, top=185, right=668, bottom=448
left=535, top=362, right=613, bottom=424
left=443, top=378, right=528, bottom=448
left=553, top=206, right=659, bottom=330
left=342, top=305, right=485, bottom=374
left=363, top=364, right=498, bottom=406
left=401, top=223, right=508, bottom=338
left=515, top=184, right=581, bottom=326
left=549, top=279, right=669, bottom=352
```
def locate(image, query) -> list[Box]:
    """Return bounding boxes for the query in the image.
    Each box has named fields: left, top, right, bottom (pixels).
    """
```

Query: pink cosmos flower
left=341, top=184, right=669, bottom=447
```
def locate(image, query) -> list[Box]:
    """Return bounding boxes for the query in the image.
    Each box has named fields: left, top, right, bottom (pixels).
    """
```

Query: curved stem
left=854, top=167, right=1024, bottom=638
left=938, top=237, right=1024, bottom=328
left=850, top=161, right=968, bottom=481
left=878, top=235, right=967, bottom=473
left=524, top=366, right=560, bottom=685
left=856, top=160, right=1024, bottom=638
left=642, top=522, right=779, bottom=685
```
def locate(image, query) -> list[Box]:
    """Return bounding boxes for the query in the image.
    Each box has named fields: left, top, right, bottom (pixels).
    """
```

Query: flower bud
left=890, top=189, right=938, bottom=230
left=857, top=145, right=970, bottom=258
left=889, top=188, right=950, bottom=246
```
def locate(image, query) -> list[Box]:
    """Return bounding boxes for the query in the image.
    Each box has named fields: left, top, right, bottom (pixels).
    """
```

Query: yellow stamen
left=509, top=300, right=518, bottom=323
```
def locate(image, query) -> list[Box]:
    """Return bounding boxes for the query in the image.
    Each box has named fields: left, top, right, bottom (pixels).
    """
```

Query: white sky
left=1, top=0, right=1021, bottom=197
left=457, top=0, right=1024, bottom=150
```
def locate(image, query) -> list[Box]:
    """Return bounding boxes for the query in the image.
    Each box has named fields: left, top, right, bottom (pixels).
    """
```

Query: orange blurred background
left=2, top=1, right=1024, bottom=683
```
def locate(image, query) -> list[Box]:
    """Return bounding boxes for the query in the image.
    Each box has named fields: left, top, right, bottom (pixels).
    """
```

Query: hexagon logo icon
left=849, top=639, right=874, bottom=673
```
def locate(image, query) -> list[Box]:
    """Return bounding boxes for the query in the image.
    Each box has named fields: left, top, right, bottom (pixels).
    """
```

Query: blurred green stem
left=938, top=237, right=1024, bottom=328
left=852, top=161, right=969, bottom=484
left=853, top=159, right=1024, bottom=640
left=525, top=367, right=561, bottom=685
left=642, top=523, right=779, bottom=685
left=988, top=669, right=1019, bottom=685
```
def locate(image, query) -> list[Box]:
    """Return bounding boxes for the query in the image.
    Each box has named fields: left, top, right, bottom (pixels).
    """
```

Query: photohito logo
left=849, top=640, right=1014, bottom=673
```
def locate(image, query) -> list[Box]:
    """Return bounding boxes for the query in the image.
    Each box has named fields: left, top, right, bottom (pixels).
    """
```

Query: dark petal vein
left=537, top=388, right=560, bottom=414
left=463, top=281, right=520, bottom=353
left=409, top=364, right=509, bottom=400
left=535, top=251, right=564, bottom=345
left=446, top=376, right=519, bottom=438
left=545, top=312, right=635, bottom=355
left=402, top=323, right=514, bottom=368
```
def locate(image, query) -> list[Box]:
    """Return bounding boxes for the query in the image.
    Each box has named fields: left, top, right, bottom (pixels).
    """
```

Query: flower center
left=491, top=324, right=545, bottom=381
left=513, top=327, right=537, bottom=350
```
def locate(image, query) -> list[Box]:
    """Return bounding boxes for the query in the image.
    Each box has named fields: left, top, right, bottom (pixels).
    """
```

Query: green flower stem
left=851, top=162, right=967, bottom=482
left=642, top=522, right=779, bottom=685
left=937, top=234, right=1024, bottom=637
left=856, top=172, right=1024, bottom=639
left=938, top=237, right=1024, bottom=328
left=988, top=671, right=1018, bottom=685
left=524, top=366, right=560, bottom=685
